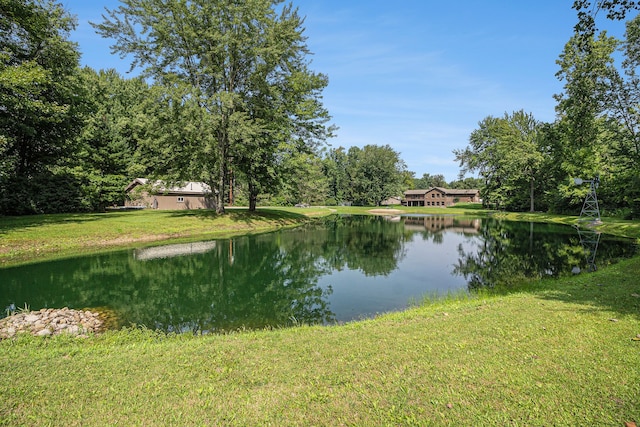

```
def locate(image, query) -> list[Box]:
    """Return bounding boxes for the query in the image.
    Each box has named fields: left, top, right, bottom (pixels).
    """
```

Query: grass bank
left=1, top=206, right=639, bottom=425
left=494, top=211, right=640, bottom=242
left=1, top=254, right=639, bottom=425
left=0, top=207, right=331, bottom=267
left=0, top=203, right=486, bottom=267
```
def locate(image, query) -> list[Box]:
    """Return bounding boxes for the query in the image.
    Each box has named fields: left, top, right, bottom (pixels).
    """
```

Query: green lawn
left=0, top=204, right=487, bottom=267
left=0, top=206, right=639, bottom=425
left=0, top=207, right=327, bottom=267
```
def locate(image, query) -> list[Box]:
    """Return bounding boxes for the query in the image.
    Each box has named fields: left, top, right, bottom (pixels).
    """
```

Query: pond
left=0, top=215, right=637, bottom=333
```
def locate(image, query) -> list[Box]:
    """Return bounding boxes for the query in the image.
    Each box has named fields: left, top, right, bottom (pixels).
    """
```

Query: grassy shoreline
left=0, top=204, right=490, bottom=267
left=1, top=206, right=639, bottom=425
left=0, top=207, right=329, bottom=267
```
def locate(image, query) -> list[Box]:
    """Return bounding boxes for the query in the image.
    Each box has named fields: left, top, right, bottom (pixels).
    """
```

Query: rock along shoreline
left=0, top=307, right=104, bottom=339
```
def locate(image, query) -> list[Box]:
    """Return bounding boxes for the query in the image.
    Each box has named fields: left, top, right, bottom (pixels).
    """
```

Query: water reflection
left=0, top=215, right=637, bottom=332
left=400, top=215, right=481, bottom=235
left=452, top=218, right=636, bottom=290
left=134, top=241, right=217, bottom=261
left=1, top=231, right=336, bottom=333
left=574, top=226, right=601, bottom=272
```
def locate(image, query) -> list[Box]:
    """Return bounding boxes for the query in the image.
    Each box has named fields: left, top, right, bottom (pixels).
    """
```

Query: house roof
left=432, top=187, right=479, bottom=195
left=404, top=187, right=479, bottom=196
left=426, top=187, right=447, bottom=194
left=125, top=178, right=212, bottom=195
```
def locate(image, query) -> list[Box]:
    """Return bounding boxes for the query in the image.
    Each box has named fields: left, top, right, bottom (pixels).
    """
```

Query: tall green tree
left=573, top=0, right=640, bottom=40
left=323, top=147, right=349, bottom=205
left=533, top=121, right=574, bottom=212
left=0, top=0, right=84, bottom=214
left=553, top=31, right=618, bottom=212
left=413, top=173, right=447, bottom=189
left=555, top=32, right=616, bottom=175
left=74, top=68, right=154, bottom=209
left=598, top=16, right=640, bottom=211
left=454, top=111, right=544, bottom=212
left=94, top=0, right=332, bottom=213
left=278, top=149, right=328, bottom=205
left=449, top=176, right=484, bottom=190
left=346, top=144, right=406, bottom=206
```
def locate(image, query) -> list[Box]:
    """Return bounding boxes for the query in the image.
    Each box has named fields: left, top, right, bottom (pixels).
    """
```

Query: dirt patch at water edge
left=368, top=209, right=405, bottom=215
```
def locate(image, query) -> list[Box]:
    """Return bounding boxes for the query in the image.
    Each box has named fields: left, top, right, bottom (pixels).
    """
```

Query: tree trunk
left=248, top=179, right=257, bottom=212
left=215, top=140, right=226, bottom=214
left=529, top=177, right=535, bottom=212
left=249, top=194, right=257, bottom=211
left=216, top=178, right=225, bottom=214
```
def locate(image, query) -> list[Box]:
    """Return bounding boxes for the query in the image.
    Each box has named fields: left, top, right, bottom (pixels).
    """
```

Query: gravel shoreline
left=0, top=307, right=104, bottom=339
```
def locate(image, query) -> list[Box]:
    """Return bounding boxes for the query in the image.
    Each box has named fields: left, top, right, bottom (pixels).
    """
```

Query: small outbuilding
left=381, top=196, right=403, bottom=206
left=124, top=178, right=215, bottom=210
left=402, top=187, right=480, bottom=207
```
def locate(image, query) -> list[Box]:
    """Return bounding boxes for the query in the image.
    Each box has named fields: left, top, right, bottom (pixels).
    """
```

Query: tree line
left=2, top=1, right=639, bottom=216
left=1, top=0, right=426, bottom=215
left=455, top=1, right=640, bottom=218
left=1, top=0, right=329, bottom=214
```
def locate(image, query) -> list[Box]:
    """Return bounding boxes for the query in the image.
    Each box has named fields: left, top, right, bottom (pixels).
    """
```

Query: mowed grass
left=0, top=206, right=639, bottom=425
left=0, top=207, right=329, bottom=266
left=1, top=256, right=639, bottom=426
left=0, top=204, right=484, bottom=267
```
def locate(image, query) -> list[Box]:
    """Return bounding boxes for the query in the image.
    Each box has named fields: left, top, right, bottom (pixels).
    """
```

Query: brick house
left=402, top=187, right=480, bottom=207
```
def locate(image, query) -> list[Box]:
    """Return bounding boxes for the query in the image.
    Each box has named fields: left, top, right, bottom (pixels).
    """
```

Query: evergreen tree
left=0, top=0, right=84, bottom=214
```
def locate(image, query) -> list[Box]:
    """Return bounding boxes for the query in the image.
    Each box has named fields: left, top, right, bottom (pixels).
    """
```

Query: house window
left=177, top=197, right=184, bottom=203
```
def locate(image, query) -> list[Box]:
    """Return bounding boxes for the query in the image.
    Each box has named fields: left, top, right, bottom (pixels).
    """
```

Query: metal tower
left=574, top=176, right=601, bottom=223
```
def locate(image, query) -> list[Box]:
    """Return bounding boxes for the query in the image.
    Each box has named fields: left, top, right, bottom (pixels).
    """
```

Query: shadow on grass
left=165, top=207, right=310, bottom=226
left=0, top=207, right=310, bottom=236
left=449, top=202, right=485, bottom=211
left=487, top=256, right=640, bottom=320
left=0, top=212, right=105, bottom=236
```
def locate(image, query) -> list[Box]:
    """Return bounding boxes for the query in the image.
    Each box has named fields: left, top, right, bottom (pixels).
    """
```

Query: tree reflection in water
left=0, top=216, right=636, bottom=332
left=453, top=219, right=637, bottom=290
left=0, top=216, right=410, bottom=333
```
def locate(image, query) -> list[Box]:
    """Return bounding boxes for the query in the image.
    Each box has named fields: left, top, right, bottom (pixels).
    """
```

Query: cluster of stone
left=0, top=307, right=104, bottom=339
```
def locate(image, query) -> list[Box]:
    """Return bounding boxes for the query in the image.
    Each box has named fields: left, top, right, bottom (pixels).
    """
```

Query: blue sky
left=62, top=0, right=628, bottom=182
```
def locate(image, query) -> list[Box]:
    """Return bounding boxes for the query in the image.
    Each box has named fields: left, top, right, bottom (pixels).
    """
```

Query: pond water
left=1, top=215, right=637, bottom=333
